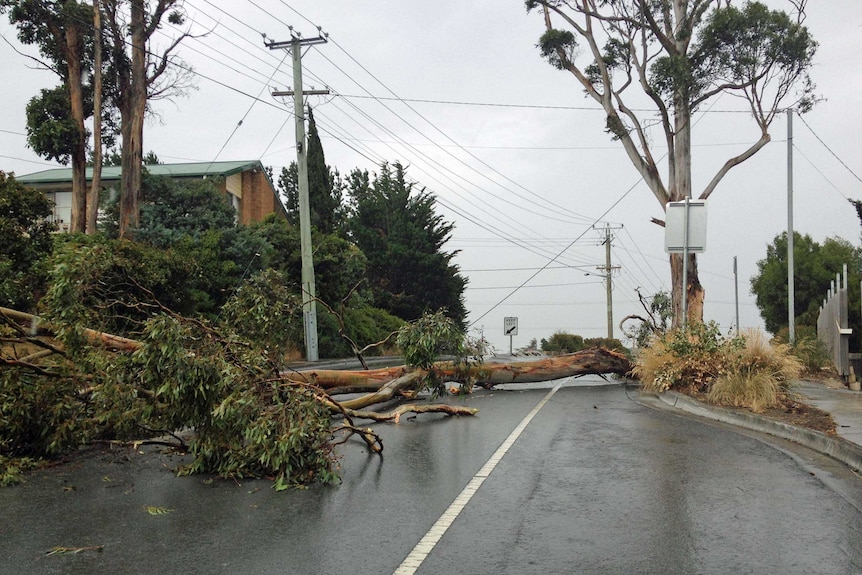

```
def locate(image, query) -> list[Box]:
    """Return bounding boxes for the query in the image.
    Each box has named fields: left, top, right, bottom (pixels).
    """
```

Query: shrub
left=707, top=330, right=802, bottom=412
left=0, top=171, right=55, bottom=311
left=774, top=325, right=833, bottom=376
left=635, top=324, right=802, bottom=412
left=634, top=321, right=734, bottom=393
left=541, top=331, right=585, bottom=354
left=584, top=337, right=628, bottom=355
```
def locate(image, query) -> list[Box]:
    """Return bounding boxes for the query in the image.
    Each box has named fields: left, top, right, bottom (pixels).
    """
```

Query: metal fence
left=816, top=264, right=852, bottom=382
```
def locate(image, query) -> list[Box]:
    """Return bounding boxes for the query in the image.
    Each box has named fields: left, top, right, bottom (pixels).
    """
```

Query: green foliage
left=540, top=331, right=626, bottom=355
left=219, top=269, right=303, bottom=366
left=0, top=171, right=56, bottom=310
left=317, top=304, right=404, bottom=359
left=347, top=162, right=467, bottom=325
left=583, top=337, right=627, bottom=355
left=397, top=310, right=463, bottom=370
left=40, top=235, right=198, bottom=336
left=3, top=301, right=338, bottom=489
left=541, top=331, right=584, bottom=354
left=277, top=106, right=346, bottom=235
left=162, top=226, right=269, bottom=320
left=624, top=289, right=673, bottom=348
left=537, top=28, right=577, bottom=70
left=750, top=232, right=862, bottom=348
left=0, top=456, right=40, bottom=487
left=773, top=325, right=832, bottom=376
left=128, top=315, right=337, bottom=489
left=0, top=361, right=90, bottom=459
left=694, top=1, right=818, bottom=112
left=0, top=0, right=93, bottom=70
left=134, top=173, right=237, bottom=247
left=396, top=310, right=464, bottom=396
left=24, top=85, right=85, bottom=165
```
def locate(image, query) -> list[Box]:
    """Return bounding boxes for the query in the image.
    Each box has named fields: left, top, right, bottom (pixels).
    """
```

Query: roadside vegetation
left=632, top=321, right=832, bottom=414
left=0, top=162, right=471, bottom=488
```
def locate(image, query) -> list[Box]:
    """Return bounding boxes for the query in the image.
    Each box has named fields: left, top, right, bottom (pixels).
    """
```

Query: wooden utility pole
left=268, top=33, right=328, bottom=362
left=595, top=223, right=622, bottom=339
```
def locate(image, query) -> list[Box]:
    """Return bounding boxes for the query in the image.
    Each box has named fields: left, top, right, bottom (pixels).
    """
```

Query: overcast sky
left=2, top=0, right=861, bottom=352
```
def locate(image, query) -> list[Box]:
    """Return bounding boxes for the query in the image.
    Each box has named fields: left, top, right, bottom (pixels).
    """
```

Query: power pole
left=733, top=256, right=740, bottom=334
left=595, top=223, right=622, bottom=339
left=268, top=32, right=328, bottom=362
left=787, top=108, right=796, bottom=345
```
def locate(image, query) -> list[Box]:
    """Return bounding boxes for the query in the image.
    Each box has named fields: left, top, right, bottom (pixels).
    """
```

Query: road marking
left=393, top=380, right=566, bottom=575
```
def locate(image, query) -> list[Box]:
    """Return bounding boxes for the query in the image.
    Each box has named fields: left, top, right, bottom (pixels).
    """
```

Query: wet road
left=1, top=379, right=861, bottom=574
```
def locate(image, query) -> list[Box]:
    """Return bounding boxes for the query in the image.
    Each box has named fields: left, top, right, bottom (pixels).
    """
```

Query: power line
left=792, top=143, right=850, bottom=201
left=467, top=280, right=604, bottom=290
left=337, top=93, right=759, bottom=114
left=796, top=113, right=862, bottom=187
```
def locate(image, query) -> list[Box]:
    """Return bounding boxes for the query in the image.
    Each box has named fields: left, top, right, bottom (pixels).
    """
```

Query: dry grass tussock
left=708, top=330, right=802, bottom=412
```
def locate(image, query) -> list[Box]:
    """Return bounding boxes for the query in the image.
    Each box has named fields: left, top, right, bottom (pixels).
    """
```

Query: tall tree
left=527, top=0, right=817, bottom=326
left=751, top=232, right=861, bottom=344
left=101, top=0, right=193, bottom=238
left=277, top=105, right=345, bottom=235
left=347, top=162, right=468, bottom=325
left=2, top=0, right=94, bottom=233
left=88, top=0, right=103, bottom=234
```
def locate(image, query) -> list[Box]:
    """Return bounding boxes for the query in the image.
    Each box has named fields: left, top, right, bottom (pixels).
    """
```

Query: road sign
left=665, top=199, right=707, bottom=253
left=504, top=317, right=518, bottom=336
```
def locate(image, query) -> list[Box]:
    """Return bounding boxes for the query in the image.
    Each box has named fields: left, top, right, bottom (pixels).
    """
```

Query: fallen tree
left=290, top=349, right=631, bottom=394
left=1, top=301, right=631, bottom=489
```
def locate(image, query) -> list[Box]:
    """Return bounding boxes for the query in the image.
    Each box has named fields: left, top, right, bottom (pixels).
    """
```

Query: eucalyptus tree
left=527, top=0, right=817, bottom=325
left=1, top=0, right=94, bottom=233
left=101, top=0, right=194, bottom=238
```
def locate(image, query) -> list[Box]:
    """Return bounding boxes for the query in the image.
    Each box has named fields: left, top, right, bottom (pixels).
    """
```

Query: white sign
left=665, top=199, right=707, bottom=253
left=503, top=317, right=518, bottom=336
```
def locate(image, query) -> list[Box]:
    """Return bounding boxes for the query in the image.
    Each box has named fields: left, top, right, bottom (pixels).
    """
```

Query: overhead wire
left=795, top=112, right=862, bottom=187
left=271, top=1, right=598, bottom=225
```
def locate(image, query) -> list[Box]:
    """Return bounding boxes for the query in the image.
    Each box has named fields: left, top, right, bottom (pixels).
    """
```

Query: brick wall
left=240, top=169, right=276, bottom=224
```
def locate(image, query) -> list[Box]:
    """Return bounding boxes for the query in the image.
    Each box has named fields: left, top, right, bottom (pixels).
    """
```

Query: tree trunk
left=670, top=252, right=705, bottom=328
left=668, top=84, right=704, bottom=327
left=65, top=22, right=88, bottom=234
left=0, top=307, right=142, bottom=352
left=288, top=348, right=632, bottom=392
left=118, top=0, right=146, bottom=238
left=87, top=0, right=103, bottom=235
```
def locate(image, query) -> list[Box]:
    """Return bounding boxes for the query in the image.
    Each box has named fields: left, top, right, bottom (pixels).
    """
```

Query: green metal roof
left=16, top=160, right=264, bottom=186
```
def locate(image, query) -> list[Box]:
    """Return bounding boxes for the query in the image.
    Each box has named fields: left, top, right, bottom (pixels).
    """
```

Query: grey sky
left=1, top=0, right=860, bottom=351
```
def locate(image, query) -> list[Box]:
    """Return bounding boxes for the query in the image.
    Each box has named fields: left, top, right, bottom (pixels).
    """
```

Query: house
left=16, top=160, right=286, bottom=232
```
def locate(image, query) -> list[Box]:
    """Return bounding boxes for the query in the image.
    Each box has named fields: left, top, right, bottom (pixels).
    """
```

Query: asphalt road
left=1, top=378, right=861, bottom=575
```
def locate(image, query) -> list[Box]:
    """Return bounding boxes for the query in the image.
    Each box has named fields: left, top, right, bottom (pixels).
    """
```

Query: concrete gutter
left=641, top=389, right=862, bottom=473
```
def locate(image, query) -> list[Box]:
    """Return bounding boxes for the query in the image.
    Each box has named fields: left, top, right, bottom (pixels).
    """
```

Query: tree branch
left=699, top=131, right=771, bottom=200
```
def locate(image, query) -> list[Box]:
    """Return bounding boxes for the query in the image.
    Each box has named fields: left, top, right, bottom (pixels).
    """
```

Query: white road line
left=392, top=379, right=566, bottom=575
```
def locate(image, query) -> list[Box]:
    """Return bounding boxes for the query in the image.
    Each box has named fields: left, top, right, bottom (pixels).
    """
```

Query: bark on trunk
left=118, top=0, right=146, bottom=238
left=668, top=82, right=704, bottom=327
left=287, top=348, right=632, bottom=392
left=87, top=0, right=103, bottom=235
left=669, top=252, right=705, bottom=329
left=65, top=22, right=88, bottom=234
left=0, top=307, right=142, bottom=352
